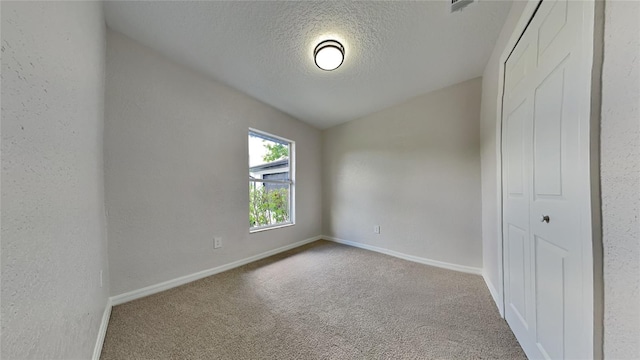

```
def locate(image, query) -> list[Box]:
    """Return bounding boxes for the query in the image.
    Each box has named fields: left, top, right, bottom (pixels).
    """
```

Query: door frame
left=494, top=0, right=603, bottom=358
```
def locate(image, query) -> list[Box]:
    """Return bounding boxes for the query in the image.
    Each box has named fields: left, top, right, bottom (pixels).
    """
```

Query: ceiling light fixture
left=314, top=40, right=345, bottom=71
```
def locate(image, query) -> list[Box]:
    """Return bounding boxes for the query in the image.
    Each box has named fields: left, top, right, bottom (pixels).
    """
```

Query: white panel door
left=502, top=0, right=594, bottom=359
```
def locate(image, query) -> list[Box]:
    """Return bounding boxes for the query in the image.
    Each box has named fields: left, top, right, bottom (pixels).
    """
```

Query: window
left=249, top=129, right=294, bottom=231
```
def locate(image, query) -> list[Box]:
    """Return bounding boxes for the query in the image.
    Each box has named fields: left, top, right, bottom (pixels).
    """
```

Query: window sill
left=250, top=222, right=295, bottom=234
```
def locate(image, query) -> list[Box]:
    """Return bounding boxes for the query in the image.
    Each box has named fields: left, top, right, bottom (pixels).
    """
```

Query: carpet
left=101, top=240, right=525, bottom=359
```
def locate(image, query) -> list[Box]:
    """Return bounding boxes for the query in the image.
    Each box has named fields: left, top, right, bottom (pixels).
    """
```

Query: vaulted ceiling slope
left=104, top=1, right=512, bottom=129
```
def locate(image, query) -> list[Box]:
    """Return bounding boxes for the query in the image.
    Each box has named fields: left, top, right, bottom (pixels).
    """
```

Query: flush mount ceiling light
left=314, top=40, right=345, bottom=71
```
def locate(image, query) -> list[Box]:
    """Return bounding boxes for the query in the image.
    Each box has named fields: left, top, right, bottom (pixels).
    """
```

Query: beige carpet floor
left=101, top=240, right=525, bottom=359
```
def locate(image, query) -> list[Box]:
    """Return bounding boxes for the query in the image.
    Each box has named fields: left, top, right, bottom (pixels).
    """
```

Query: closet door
left=502, top=0, right=594, bottom=358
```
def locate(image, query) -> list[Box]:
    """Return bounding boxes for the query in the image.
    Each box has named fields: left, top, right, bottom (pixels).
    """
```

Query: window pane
left=248, top=130, right=293, bottom=231
left=249, top=181, right=290, bottom=228
left=249, top=132, right=289, bottom=174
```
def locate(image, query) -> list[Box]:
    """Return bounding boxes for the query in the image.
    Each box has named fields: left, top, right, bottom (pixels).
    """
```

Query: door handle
left=541, top=215, right=550, bottom=223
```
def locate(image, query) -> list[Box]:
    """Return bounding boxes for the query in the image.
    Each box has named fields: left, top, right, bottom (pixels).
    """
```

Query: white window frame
left=248, top=128, right=295, bottom=233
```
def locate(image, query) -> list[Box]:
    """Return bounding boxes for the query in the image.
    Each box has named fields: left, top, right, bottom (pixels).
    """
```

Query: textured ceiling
left=104, top=1, right=512, bottom=129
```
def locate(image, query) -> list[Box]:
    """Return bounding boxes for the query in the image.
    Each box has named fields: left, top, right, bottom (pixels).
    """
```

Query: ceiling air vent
left=451, top=0, right=474, bottom=12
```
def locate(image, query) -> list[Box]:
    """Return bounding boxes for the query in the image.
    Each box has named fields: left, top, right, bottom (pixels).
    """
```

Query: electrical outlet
left=374, top=225, right=380, bottom=234
left=214, top=237, right=222, bottom=249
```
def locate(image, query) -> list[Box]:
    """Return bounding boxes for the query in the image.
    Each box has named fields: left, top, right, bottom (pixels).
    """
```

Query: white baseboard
left=92, top=298, right=112, bottom=360
left=483, top=273, right=504, bottom=317
left=323, top=236, right=482, bottom=275
left=110, top=235, right=323, bottom=306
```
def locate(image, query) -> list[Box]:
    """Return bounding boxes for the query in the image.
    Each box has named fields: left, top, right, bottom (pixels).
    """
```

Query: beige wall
left=601, top=1, right=640, bottom=357
left=104, top=31, right=322, bottom=296
left=1, top=2, right=110, bottom=358
left=323, top=77, right=483, bottom=269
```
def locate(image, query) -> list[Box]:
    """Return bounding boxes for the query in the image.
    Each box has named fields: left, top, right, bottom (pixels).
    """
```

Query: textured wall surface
left=601, top=1, right=640, bottom=358
left=103, top=1, right=511, bottom=128
left=105, top=31, right=322, bottom=296
left=479, top=0, right=528, bottom=303
left=323, top=78, right=483, bottom=269
left=0, top=2, right=110, bottom=359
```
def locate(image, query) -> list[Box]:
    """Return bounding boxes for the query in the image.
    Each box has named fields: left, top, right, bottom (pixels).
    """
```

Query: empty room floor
left=101, top=241, right=525, bottom=359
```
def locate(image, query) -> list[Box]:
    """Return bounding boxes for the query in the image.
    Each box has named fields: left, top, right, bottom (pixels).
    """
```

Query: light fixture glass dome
left=314, top=40, right=344, bottom=71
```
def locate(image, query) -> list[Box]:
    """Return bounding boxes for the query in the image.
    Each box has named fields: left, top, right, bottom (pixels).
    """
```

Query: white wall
left=0, top=2, right=109, bottom=359
left=323, top=77, right=483, bottom=269
left=600, top=1, right=640, bottom=358
left=479, top=0, right=528, bottom=302
left=104, top=31, right=322, bottom=296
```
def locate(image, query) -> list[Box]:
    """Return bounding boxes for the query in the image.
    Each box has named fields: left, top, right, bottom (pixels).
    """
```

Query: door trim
left=494, top=0, right=603, bottom=358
